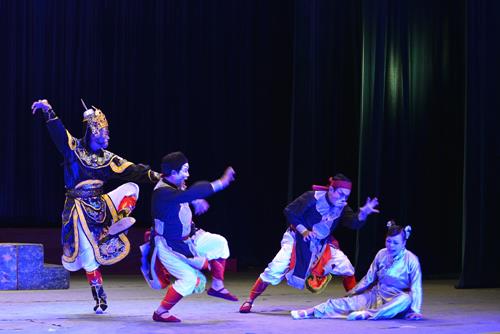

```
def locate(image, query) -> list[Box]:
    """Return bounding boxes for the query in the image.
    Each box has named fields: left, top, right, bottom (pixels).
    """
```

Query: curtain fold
left=457, top=0, right=500, bottom=288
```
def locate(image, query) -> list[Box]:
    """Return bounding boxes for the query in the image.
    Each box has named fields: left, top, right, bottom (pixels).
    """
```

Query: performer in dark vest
left=142, top=151, right=238, bottom=323
left=32, top=99, right=160, bottom=313
left=239, top=174, right=380, bottom=313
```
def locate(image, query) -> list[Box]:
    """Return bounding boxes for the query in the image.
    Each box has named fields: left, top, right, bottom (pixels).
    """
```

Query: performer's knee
left=344, top=264, right=355, bottom=276
left=213, top=235, right=230, bottom=259
left=123, top=182, right=140, bottom=199
left=176, top=271, right=199, bottom=296
left=83, top=262, right=100, bottom=273
left=62, top=258, right=82, bottom=272
left=399, top=293, right=412, bottom=308
left=260, top=268, right=285, bottom=286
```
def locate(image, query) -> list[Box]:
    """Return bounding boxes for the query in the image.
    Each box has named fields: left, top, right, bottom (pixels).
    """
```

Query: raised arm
left=340, top=197, right=380, bottom=229
left=154, top=182, right=215, bottom=204
left=155, top=166, right=236, bottom=204
left=32, top=99, right=76, bottom=157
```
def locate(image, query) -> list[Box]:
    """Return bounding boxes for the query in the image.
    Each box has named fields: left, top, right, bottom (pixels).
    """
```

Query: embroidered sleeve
left=45, top=118, right=77, bottom=157
left=110, top=156, right=161, bottom=184
left=110, top=156, right=134, bottom=173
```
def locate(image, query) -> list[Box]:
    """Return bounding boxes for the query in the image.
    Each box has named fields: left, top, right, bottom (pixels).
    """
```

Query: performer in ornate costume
left=141, top=151, right=238, bottom=323
left=31, top=99, right=160, bottom=313
left=290, top=221, right=423, bottom=320
left=240, top=174, right=380, bottom=313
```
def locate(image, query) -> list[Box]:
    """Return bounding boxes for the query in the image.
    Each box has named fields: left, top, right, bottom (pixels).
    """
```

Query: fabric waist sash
left=66, top=187, right=103, bottom=199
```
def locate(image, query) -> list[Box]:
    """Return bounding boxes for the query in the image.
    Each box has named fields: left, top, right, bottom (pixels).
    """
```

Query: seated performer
left=291, top=221, right=423, bottom=320
left=240, top=174, right=380, bottom=313
left=142, top=151, right=238, bottom=323
left=32, top=99, right=160, bottom=313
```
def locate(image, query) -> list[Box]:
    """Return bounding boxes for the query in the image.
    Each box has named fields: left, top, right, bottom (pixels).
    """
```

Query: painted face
left=327, top=186, right=351, bottom=207
left=90, top=127, right=110, bottom=150
left=385, top=233, right=406, bottom=257
left=172, top=163, right=190, bottom=188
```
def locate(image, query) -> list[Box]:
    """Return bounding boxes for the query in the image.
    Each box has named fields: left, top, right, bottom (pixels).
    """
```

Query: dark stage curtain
left=1, top=0, right=498, bottom=284
left=289, top=0, right=466, bottom=278
left=287, top=0, right=363, bottom=262
left=354, top=0, right=466, bottom=278
left=457, top=0, right=500, bottom=288
left=0, top=0, right=295, bottom=266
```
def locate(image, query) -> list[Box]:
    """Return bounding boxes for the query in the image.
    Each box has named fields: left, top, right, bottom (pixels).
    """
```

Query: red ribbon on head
left=312, top=177, right=352, bottom=191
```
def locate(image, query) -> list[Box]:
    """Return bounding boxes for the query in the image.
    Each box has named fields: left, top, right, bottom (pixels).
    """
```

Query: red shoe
left=239, top=300, right=253, bottom=313
left=207, top=287, right=239, bottom=301
left=152, top=311, right=181, bottom=323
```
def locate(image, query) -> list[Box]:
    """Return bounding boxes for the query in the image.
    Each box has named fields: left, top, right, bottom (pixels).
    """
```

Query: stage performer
left=142, top=151, right=238, bottom=323
left=32, top=99, right=160, bottom=313
left=291, top=221, right=422, bottom=320
left=240, top=174, right=379, bottom=313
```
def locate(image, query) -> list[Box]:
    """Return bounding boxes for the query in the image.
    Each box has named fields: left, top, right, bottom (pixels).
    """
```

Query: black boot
left=91, top=285, right=108, bottom=313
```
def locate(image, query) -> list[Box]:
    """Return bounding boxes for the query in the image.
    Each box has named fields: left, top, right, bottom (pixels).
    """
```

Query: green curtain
left=356, top=0, right=466, bottom=276
left=290, top=0, right=467, bottom=277
left=457, top=0, right=500, bottom=288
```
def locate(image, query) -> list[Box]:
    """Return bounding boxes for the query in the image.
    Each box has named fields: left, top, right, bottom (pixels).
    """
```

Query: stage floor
left=1, top=272, right=499, bottom=334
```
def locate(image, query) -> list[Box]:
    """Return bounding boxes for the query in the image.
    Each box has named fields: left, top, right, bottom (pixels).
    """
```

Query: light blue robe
left=312, top=248, right=422, bottom=319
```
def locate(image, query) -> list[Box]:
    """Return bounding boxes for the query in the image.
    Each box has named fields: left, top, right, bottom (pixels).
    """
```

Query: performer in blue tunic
left=291, top=221, right=423, bottom=320
left=32, top=99, right=160, bottom=313
left=240, top=174, right=379, bottom=313
left=142, top=151, right=238, bottom=323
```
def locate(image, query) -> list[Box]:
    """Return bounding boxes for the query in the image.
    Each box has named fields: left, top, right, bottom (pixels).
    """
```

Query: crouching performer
left=291, top=221, right=423, bottom=320
left=141, top=151, right=237, bottom=323
left=32, top=99, right=160, bottom=313
left=240, top=174, right=379, bottom=313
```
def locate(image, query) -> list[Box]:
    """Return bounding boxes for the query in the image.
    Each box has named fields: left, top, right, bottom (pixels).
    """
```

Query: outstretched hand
left=192, top=199, right=210, bottom=215
left=220, top=166, right=236, bottom=188
left=361, top=197, right=380, bottom=215
left=31, top=99, right=52, bottom=114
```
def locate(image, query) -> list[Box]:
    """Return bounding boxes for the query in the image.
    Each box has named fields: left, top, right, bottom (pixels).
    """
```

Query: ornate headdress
left=387, top=220, right=412, bottom=240
left=82, top=100, right=108, bottom=136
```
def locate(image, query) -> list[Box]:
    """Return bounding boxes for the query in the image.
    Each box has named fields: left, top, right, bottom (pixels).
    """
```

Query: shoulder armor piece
left=66, top=130, right=77, bottom=151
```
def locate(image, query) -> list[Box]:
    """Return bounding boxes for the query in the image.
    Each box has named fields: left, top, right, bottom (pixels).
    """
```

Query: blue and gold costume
left=42, top=109, right=160, bottom=267
left=33, top=100, right=160, bottom=313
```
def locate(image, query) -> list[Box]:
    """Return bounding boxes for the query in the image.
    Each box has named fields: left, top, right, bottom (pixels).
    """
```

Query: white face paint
left=172, top=163, right=190, bottom=188
left=327, top=186, right=351, bottom=207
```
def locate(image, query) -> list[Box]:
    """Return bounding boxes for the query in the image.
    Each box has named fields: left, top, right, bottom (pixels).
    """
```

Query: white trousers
left=155, top=230, right=229, bottom=296
left=260, top=230, right=355, bottom=285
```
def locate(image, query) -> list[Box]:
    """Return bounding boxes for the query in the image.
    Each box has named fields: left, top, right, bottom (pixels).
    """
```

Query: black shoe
left=93, top=298, right=107, bottom=313
left=93, top=300, right=101, bottom=313
left=91, top=285, right=108, bottom=314
left=99, top=298, right=108, bottom=312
